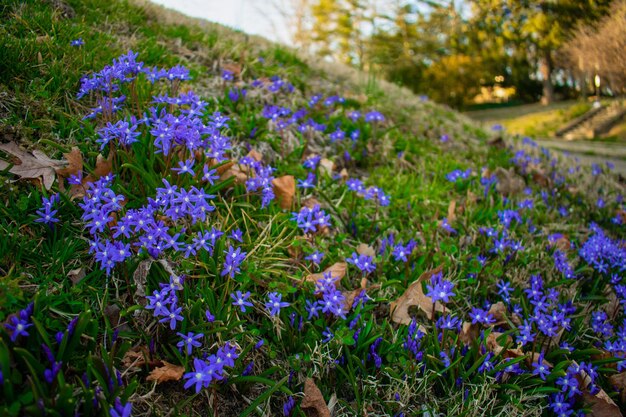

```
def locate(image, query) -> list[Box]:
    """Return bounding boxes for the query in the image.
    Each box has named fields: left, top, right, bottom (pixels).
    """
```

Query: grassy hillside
left=1, top=1, right=626, bottom=417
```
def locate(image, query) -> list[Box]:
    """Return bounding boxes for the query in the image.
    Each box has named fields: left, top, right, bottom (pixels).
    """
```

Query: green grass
left=1, top=1, right=626, bottom=417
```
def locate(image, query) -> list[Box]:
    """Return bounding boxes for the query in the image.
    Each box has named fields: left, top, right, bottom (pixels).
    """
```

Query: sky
left=149, top=0, right=292, bottom=44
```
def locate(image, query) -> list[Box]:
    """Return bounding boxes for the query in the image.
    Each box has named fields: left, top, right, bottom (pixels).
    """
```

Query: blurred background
left=151, top=0, right=625, bottom=140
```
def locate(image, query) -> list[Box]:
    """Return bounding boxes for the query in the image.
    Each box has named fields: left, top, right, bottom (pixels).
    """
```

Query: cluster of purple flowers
left=309, top=271, right=347, bottom=319
left=35, top=193, right=60, bottom=227
left=425, top=272, right=455, bottom=303
left=240, top=157, right=276, bottom=208
left=445, top=168, right=471, bottom=182
left=182, top=343, right=239, bottom=393
left=145, top=275, right=185, bottom=330
left=553, top=250, right=576, bottom=279
left=346, top=252, right=376, bottom=274
left=346, top=178, right=391, bottom=206
left=291, top=205, right=331, bottom=234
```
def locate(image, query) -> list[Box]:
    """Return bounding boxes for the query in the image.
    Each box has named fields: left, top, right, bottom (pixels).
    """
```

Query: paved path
left=536, top=139, right=626, bottom=176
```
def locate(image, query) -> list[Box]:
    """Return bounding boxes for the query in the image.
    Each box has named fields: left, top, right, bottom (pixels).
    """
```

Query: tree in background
left=289, top=0, right=613, bottom=108
left=560, top=0, right=626, bottom=96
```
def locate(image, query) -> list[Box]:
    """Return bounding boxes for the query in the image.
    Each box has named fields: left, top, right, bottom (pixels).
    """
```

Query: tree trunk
left=539, top=50, right=554, bottom=105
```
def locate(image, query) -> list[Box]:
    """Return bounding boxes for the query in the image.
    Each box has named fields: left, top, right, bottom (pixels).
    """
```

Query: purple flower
left=305, top=251, right=324, bottom=265
left=283, top=396, right=296, bottom=417
left=177, top=332, right=204, bottom=355
left=468, top=307, right=495, bottom=325
left=5, top=314, right=32, bottom=342
left=34, top=194, right=60, bottom=227
left=228, top=229, right=243, bottom=243
left=231, top=291, right=253, bottom=313
left=183, top=358, right=215, bottom=393
left=297, top=172, right=316, bottom=189
left=265, top=292, right=289, bottom=317
left=172, top=159, right=195, bottom=176
left=159, top=305, right=184, bottom=330
left=425, top=272, right=455, bottom=304
left=109, top=399, right=132, bottom=417
left=221, top=246, right=246, bottom=278
left=346, top=252, right=376, bottom=274
left=205, top=309, right=215, bottom=322
left=531, top=353, right=551, bottom=381
left=70, top=38, right=85, bottom=47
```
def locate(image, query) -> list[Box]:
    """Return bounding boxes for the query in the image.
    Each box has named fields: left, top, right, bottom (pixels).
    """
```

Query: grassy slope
left=1, top=1, right=625, bottom=417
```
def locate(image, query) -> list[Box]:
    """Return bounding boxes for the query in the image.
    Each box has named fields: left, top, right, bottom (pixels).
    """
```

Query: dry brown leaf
left=68, top=268, right=86, bottom=286
left=319, top=158, right=334, bottom=176
left=447, top=200, right=457, bottom=223
left=0, top=142, right=67, bottom=189
left=56, top=147, right=83, bottom=178
left=302, top=196, right=321, bottom=209
left=301, top=378, right=331, bottom=417
left=339, top=168, right=349, bottom=181
left=247, top=149, right=263, bottom=162
left=305, top=262, right=347, bottom=285
left=608, top=372, right=626, bottom=403
left=122, top=346, right=150, bottom=368
left=459, top=321, right=480, bottom=344
left=488, top=302, right=509, bottom=326
left=356, top=243, right=376, bottom=258
left=390, top=266, right=444, bottom=324
left=272, top=175, right=295, bottom=209
left=146, top=361, right=184, bottom=383
left=133, top=259, right=153, bottom=299
left=220, top=163, right=248, bottom=184
left=493, top=167, right=525, bottom=196
left=342, top=284, right=380, bottom=311
left=222, top=62, right=242, bottom=76
left=92, top=153, right=113, bottom=178
left=582, top=389, right=623, bottom=417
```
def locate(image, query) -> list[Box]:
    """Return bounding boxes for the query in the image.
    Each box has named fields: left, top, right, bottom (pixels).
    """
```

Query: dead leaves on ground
left=301, top=378, right=331, bottom=417
left=0, top=142, right=67, bottom=189
left=390, top=266, right=444, bottom=324
left=146, top=361, right=185, bottom=383
left=122, top=346, right=184, bottom=384
left=272, top=175, right=295, bottom=209
left=305, top=262, right=347, bottom=286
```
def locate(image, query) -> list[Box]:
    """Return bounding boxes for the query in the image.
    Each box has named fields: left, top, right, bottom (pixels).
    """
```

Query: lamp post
left=593, top=74, right=601, bottom=108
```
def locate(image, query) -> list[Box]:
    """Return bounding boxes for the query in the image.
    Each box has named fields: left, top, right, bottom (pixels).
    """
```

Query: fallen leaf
left=488, top=302, right=510, bottom=327
left=356, top=243, right=376, bottom=258
left=390, top=266, right=444, bottom=324
left=459, top=321, right=480, bottom=344
left=272, top=175, right=295, bottom=209
left=447, top=200, right=457, bottom=223
left=301, top=378, right=331, bottom=417
left=488, top=137, right=505, bottom=149
left=222, top=62, right=242, bottom=76
left=92, top=153, right=113, bottom=178
left=305, top=262, right=347, bottom=285
left=339, top=168, right=349, bottom=181
left=608, top=372, right=626, bottom=403
left=0, top=142, right=67, bottom=189
left=319, top=158, right=334, bottom=177
left=582, top=387, right=623, bottom=417
left=122, top=346, right=150, bottom=368
left=133, top=259, right=153, bottom=299
left=220, top=163, right=248, bottom=184
left=302, top=196, right=321, bottom=209
left=247, top=149, right=263, bottom=162
left=493, top=167, right=525, bottom=196
left=56, top=147, right=83, bottom=178
left=68, top=268, right=86, bottom=285
left=342, top=284, right=380, bottom=311
left=146, top=360, right=184, bottom=383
